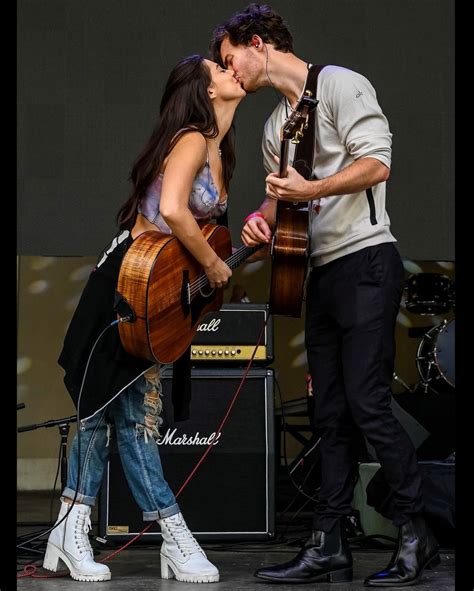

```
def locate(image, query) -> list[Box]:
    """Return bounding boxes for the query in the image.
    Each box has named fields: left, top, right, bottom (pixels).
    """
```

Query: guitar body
left=269, top=203, right=309, bottom=317
left=117, top=224, right=231, bottom=364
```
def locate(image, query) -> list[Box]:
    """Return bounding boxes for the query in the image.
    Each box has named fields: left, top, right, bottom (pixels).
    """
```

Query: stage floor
left=15, top=546, right=456, bottom=590
left=17, top=492, right=455, bottom=590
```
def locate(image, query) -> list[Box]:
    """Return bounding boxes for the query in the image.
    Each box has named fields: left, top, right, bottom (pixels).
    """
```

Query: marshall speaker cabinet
left=190, top=303, right=273, bottom=365
left=100, top=367, right=275, bottom=541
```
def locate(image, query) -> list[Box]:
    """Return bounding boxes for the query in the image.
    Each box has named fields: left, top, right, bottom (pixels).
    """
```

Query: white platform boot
left=159, top=512, right=219, bottom=583
left=43, top=500, right=111, bottom=582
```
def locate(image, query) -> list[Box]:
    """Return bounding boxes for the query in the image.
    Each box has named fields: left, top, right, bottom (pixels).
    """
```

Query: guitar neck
left=279, top=140, right=289, bottom=178
left=277, top=139, right=302, bottom=214
left=188, top=242, right=263, bottom=296
left=224, top=243, right=263, bottom=270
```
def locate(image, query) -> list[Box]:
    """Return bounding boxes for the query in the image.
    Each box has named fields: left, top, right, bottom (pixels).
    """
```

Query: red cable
left=19, top=317, right=269, bottom=579
left=176, top=317, right=268, bottom=497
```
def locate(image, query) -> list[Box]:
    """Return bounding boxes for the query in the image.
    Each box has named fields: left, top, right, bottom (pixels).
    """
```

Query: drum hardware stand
left=415, top=318, right=452, bottom=394
left=420, top=375, right=436, bottom=394
left=414, top=352, right=436, bottom=393
left=392, top=372, right=417, bottom=394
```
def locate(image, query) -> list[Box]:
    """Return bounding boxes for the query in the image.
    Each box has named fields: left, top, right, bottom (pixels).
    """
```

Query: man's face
left=219, top=37, right=263, bottom=93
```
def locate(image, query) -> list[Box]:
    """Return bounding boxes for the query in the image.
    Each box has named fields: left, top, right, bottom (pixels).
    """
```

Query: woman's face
left=204, top=59, right=246, bottom=102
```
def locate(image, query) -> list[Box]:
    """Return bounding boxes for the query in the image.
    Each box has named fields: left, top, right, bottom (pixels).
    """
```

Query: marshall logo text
left=196, top=318, right=221, bottom=332
left=158, top=428, right=222, bottom=446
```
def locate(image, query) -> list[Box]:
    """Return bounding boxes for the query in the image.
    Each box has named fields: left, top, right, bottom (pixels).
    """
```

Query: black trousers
left=305, top=242, right=423, bottom=531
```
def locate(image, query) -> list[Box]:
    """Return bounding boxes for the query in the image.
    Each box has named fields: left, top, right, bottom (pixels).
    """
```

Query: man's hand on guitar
left=266, top=157, right=315, bottom=202
left=203, top=256, right=232, bottom=289
left=241, top=215, right=272, bottom=247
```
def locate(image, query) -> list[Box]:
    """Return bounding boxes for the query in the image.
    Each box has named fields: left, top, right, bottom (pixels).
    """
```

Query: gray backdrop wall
left=17, top=0, right=454, bottom=259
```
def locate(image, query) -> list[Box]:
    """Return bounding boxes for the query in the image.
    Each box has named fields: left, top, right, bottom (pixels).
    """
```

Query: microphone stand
left=18, top=415, right=77, bottom=494
left=17, top=414, right=77, bottom=558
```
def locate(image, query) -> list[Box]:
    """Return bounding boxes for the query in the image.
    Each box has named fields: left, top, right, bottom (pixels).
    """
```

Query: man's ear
left=250, top=34, right=264, bottom=50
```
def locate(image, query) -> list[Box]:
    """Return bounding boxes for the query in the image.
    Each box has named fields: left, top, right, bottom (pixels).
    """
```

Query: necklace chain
left=213, top=138, right=222, bottom=158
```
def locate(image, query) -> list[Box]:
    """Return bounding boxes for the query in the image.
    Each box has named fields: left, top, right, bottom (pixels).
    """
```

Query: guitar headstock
left=281, top=91, right=319, bottom=144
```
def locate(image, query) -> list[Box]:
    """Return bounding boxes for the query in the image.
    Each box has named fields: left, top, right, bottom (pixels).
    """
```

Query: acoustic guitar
left=117, top=225, right=261, bottom=364
left=269, top=90, right=318, bottom=318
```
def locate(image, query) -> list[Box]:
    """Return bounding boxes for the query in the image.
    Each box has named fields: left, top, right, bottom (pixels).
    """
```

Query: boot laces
left=164, top=515, right=203, bottom=557
left=74, top=512, right=93, bottom=555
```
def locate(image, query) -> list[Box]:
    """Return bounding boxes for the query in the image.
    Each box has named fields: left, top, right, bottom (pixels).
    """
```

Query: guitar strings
left=188, top=245, right=260, bottom=295
left=188, top=248, right=253, bottom=294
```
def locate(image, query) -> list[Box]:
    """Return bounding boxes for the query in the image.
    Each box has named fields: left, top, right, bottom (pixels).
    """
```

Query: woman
left=43, top=55, right=245, bottom=584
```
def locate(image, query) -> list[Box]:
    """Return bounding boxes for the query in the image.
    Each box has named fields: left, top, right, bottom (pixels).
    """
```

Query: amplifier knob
left=198, top=350, right=204, bottom=355
left=205, top=350, right=210, bottom=355
left=218, top=350, right=223, bottom=355
left=192, top=350, right=197, bottom=355
left=231, top=350, right=236, bottom=356
left=211, top=351, right=216, bottom=356
left=224, top=350, right=230, bottom=355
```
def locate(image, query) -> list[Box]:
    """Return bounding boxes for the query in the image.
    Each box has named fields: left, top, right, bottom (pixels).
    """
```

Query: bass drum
left=416, top=319, right=455, bottom=394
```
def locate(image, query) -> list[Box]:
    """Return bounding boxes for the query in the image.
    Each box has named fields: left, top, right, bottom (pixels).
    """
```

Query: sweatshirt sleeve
left=321, top=67, right=392, bottom=168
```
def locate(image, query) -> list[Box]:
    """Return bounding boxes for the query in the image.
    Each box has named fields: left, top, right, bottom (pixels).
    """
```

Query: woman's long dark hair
left=117, top=54, right=236, bottom=230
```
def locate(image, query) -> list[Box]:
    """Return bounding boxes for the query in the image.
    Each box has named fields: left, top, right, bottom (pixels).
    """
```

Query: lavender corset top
left=138, top=159, right=227, bottom=234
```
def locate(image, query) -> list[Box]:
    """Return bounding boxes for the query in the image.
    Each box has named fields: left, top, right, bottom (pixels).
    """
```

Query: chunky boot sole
left=255, top=567, right=353, bottom=584
left=43, top=543, right=111, bottom=582
left=364, top=552, right=441, bottom=587
left=161, top=553, right=220, bottom=583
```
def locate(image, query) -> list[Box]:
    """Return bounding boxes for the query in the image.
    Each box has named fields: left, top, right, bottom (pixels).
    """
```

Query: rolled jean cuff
left=61, top=488, right=96, bottom=507
left=143, top=502, right=180, bottom=521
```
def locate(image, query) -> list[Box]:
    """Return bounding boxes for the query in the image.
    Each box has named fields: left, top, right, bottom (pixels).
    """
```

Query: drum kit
left=404, top=272, right=455, bottom=395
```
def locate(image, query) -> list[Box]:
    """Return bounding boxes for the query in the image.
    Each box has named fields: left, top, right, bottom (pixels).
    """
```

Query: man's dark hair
left=210, top=4, right=293, bottom=64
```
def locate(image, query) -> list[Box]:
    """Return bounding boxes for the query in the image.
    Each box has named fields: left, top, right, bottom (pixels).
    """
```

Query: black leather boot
left=254, top=521, right=352, bottom=583
left=364, top=515, right=440, bottom=586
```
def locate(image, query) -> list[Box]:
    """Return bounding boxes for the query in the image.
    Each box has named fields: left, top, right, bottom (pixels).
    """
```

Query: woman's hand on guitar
left=241, top=216, right=272, bottom=247
left=266, top=159, right=315, bottom=202
left=203, top=256, right=232, bottom=289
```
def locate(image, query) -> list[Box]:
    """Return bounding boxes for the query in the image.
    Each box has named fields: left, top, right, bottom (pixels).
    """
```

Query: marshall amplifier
left=99, top=367, right=275, bottom=541
left=190, top=303, right=273, bottom=365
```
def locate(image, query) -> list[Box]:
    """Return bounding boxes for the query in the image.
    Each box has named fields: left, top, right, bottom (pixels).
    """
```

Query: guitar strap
left=292, top=64, right=324, bottom=184
left=172, top=348, right=192, bottom=421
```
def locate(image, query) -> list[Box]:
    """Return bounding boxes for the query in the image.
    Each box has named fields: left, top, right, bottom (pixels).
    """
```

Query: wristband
left=244, top=211, right=265, bottom=224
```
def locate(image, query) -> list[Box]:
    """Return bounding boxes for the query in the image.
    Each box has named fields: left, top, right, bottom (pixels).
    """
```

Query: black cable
left=49, top=436, right=63, bottom=523
left=278, top=457, right=317, bottom=519
left=17, top=319, right=122, bottom=553
left=275, top=376, right=321, bottom=504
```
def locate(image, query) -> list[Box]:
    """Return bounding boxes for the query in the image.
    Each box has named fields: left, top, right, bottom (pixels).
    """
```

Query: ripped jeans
left=62, top=367, right=180, bottom=521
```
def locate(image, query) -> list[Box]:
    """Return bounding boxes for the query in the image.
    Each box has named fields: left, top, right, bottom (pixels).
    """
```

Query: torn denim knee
left=136, top=366, right=164, bottom=444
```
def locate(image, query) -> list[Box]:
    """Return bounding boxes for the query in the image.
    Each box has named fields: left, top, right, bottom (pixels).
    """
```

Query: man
left=211, top=4, right=439, bottom=587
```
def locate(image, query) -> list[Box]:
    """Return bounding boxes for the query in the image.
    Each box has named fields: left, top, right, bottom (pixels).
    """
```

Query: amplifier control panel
left=190, top=303, right=273, bottom=365
left=191, top=345, right=268, bottom=361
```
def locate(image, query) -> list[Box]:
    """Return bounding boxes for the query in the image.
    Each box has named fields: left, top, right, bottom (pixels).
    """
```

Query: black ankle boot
left=254, top=521, right=352, bottom=584
left=364, top=515, right=440, bottom=587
